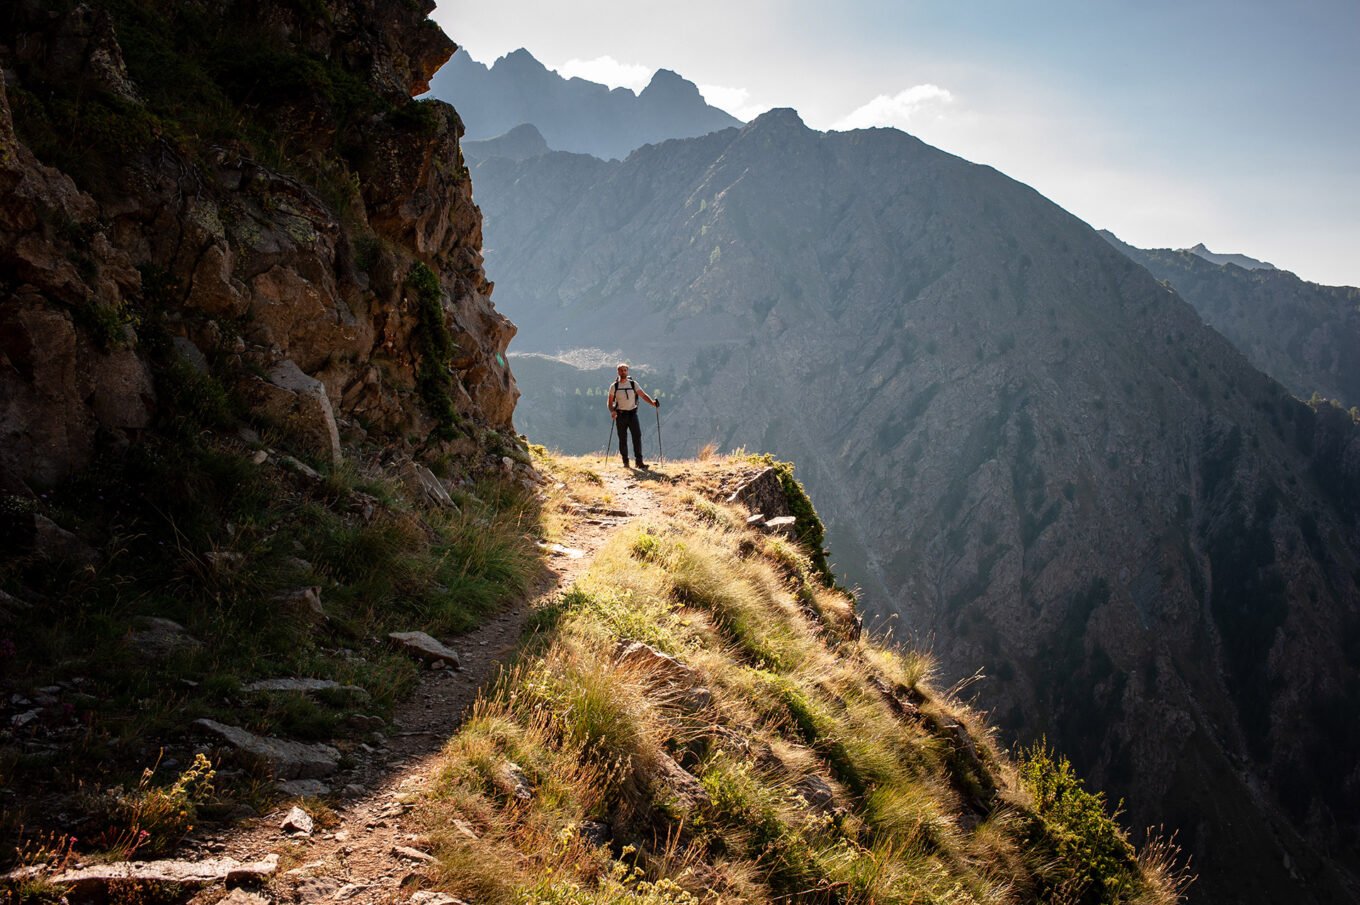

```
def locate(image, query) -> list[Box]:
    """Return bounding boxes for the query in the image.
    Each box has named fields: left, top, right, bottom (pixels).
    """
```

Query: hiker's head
left=617, top=363, right=629, bottom=377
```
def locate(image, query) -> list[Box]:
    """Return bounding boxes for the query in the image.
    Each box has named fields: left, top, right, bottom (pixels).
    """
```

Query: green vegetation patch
left=745, top=454, right=835, bottom=585
left=408, top=262, right=464, bottom=440
left=1020, top=743, right=1143, bottom=903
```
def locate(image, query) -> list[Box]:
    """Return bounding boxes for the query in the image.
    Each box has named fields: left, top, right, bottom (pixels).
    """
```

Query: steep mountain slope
left=428, top=48, right=742, bottom=160
left=1104, top=232, right=1360, bottom=407
left=471, top=111, right=1360, bottom=903
left=1, top=0, right=518, bottom=492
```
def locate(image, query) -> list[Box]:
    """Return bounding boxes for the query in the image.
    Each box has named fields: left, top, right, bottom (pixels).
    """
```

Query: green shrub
left=407, top=263, right=462, bottom=439
left=1020, top=742, right=1140, bottom=903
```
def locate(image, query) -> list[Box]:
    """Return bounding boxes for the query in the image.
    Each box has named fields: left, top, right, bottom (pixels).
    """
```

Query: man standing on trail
left=608, top=363, right=659, bottom=469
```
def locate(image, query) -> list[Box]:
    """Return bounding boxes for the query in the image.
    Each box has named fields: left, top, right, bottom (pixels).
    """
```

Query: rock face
left=1104, top=231, right=1360, bottom=408
left=0, top=0, right=517, bottom=492
left=469, top=110, right=1360, bottom=903
left=429, top=49, right=742, bottom=161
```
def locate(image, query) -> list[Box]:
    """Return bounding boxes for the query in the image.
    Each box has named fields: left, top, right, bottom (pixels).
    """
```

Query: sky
left=430, top=0, right=1360, bottom=288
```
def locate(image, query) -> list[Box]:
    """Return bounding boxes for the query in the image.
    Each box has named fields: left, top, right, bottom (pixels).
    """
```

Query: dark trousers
left=616, top=409, right=644, bottom=464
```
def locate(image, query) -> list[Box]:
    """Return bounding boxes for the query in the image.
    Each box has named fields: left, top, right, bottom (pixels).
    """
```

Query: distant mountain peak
left=430, top=47, right=743, bottom=160
left=1183, top=242, right=1276, bottom=271
left=647, top=68, right=686, bottom=85
left=497, top=47, right=546, bottom=71
left=640, top=68, right=701, bottom=99
left=749, top=107, right=806, bottom=128
left=462, top=123, right=551, bottom=163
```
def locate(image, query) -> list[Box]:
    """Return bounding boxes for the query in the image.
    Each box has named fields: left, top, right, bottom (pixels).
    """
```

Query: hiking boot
left=636, top=461, right=649, bottom=470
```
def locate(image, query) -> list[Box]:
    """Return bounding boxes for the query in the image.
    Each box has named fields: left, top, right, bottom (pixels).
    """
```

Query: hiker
left=608, top=363, right=659, bottom=469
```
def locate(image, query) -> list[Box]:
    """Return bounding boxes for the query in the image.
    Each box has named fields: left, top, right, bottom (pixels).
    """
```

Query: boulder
left=281, top=805, right=314, bottom=836
left=794, top=774, right=843, bottom=817
left=246, top=360, right=341, bottom=468
left=650, top=751, right=709, bottom=809
left=393, top=845, right=436, bottom=863
left=498, top=761, right=533, bottom=801
left=400, top=462, right=455, bottom=509
left=172, top=336, right=210, bottom=375
left=33, top=514, right=98, bottom=567
left=615, top=640, right=698, bottom=687
left=242, top=678, right=366, bottom=699
left=724, top=468, right=791, bottom=521
left=194, top=718, right=340, bottom=779
left=388, top=631, right=461, bottom=669
left=44, top=855, right=278, bottom=895
left=277, top=778, right=330, bottom=798
left=274, top=586, right=326, bottom=622
left=127, top=616, right=202, bottom=659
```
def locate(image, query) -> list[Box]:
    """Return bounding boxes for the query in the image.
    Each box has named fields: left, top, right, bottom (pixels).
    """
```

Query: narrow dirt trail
left=195, top=464, right=667, bottom=904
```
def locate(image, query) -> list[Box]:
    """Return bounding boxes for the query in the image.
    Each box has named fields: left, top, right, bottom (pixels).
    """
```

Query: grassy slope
left=414, top=455, right=1188, bottom=905
left=0, top=413, right=544, bottom=860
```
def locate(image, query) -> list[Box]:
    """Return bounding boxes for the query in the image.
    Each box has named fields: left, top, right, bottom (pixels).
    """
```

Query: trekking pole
left=655, top=401, right=663, bottom=465
left=601, top=416, right=616, bottom=464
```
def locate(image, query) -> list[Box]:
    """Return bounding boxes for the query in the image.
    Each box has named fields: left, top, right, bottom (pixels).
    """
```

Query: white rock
left=46, top=855, right=278, bottom=893
left=281, top=805, right=314, bottom=836
left=388, top=632, right=461, bottom=669
left=393, top=845, right=436, bottom=863
left=410, top=892, right=468, bottom=905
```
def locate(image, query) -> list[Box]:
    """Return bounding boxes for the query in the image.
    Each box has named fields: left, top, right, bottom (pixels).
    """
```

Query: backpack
left=611, top=378, right=639, bottom=411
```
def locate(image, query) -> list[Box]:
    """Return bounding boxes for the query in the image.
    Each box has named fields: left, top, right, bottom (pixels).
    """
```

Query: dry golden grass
left=416, top=453, right=1188, bottom=905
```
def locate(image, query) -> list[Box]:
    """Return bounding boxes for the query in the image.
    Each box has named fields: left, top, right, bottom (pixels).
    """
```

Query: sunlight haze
left=431, top=0, right=1360, bottom=287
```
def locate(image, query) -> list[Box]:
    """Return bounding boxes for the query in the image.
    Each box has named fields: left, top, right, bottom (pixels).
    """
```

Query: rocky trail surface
left=46, top=465, right=668, bottom=905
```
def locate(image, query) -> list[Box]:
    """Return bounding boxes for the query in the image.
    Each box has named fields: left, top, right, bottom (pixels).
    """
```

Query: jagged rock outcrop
left=468, top=109, right=1360, bottom=903
left=1, top=0, right=518, bottom=492
left=1104, top=231, right=1360, bottom=408
left=428, top=48, right=742, bottom=161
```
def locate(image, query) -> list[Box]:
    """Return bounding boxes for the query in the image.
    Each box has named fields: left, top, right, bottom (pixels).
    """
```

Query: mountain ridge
left=1103, top=230, right=1360, bottom=407
left=428, top=47, right=743, bottom=160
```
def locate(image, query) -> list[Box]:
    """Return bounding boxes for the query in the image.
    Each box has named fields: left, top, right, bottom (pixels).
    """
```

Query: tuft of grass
left=1019, top=741, right=1146, bottom=904
left=90, top=753, right=216, bottom=859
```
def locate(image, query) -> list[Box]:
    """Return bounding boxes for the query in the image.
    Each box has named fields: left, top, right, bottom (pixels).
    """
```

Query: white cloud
left=697, top=83, right=770, bottom=122
left=833, top=84, right=955, bottom=131
left=553, top=55, right=653, bottom=92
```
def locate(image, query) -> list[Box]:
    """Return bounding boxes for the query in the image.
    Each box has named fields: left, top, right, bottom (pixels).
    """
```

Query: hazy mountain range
left=1104, top=232, right=1360, bottom=409
left=468, top=104, right=1360, bottom=903
left=428, top=48, right=741, bottom=160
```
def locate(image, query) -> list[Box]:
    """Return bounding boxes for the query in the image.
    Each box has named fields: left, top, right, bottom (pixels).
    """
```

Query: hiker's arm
left=607, top=388, right=617, bottom=417
left=639, top=388, right=659, bottom=407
